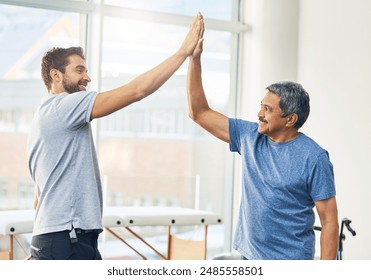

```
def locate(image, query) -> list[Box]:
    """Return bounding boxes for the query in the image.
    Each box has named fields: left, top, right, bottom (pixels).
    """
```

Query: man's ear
left=50, top=69, right=62, bottom=83
left=286, top=113, right=298, bottom=127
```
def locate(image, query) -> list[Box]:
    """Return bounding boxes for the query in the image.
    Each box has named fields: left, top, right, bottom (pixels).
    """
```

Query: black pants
left=30, top=230, right=102, bottom=260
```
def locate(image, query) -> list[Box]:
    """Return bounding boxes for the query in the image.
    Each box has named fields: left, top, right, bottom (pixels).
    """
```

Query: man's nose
left=257, top=107, right=264, bottom=118
left=84, top=73, right=91, bottom=82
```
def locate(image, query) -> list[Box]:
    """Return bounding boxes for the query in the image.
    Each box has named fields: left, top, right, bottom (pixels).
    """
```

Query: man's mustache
left=258, top=117, right=267, bottom=123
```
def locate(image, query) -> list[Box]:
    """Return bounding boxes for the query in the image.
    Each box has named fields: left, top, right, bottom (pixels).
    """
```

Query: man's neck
left=268, top=130, right=300, bottom=143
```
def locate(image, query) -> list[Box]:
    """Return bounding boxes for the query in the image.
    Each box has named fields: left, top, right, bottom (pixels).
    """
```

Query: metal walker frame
left=314, top=217, right=356, bottom=260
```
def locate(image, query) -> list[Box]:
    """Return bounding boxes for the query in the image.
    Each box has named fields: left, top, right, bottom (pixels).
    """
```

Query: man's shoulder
left=298, top=133, right=325, bottom=150
left=229, top=118, right=258, bottom=131
left=295, top=133, right=330, bottom=161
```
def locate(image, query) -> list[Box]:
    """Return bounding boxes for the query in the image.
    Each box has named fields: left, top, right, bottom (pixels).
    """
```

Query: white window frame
left=0, top=0, right=248, bottom=254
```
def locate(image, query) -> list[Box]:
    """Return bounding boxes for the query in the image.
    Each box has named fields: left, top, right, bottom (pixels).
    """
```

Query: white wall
left=298, top=0, right=371, bottom=260
left=241, top=0, right=300, bottom=120
left=241, top=0, right=371, bottom=259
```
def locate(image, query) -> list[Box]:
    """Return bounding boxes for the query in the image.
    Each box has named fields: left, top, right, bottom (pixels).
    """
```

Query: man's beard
left=62, top=78, right=82, bottom=94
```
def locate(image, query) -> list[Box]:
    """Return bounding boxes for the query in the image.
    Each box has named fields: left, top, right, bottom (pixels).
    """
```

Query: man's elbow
left=33, top=196, right=38, bottom=209
left=188, top=109, right=203, bottom=124
left=188, top=110, right=196, bottom=121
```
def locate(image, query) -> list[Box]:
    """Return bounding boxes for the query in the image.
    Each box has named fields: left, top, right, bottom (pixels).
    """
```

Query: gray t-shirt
left=229, top=118, right=336, bottom=259
left=28, top=91, right=103, bottom=236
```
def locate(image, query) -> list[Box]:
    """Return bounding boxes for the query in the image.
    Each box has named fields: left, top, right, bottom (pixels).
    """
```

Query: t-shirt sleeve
left=229, top=118, right=241, bottom=154
left=229, top=118, right=259, bottom=155
left=55, top=91, right=98, bottom=130
left=308, top=151, right=336, bottom=201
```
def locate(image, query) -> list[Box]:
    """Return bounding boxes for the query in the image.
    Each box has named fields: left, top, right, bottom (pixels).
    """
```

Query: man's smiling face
left=61, top=54, right=91, bottom=94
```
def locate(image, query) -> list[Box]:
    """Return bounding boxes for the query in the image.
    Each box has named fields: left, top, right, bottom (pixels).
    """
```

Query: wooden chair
left=167, top=225, right=208, bottom=260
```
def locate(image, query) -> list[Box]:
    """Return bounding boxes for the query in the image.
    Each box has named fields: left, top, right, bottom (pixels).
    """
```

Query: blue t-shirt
left=27, top=91, right=103, bottom=236
left=229, top=118, right=336, bottom=260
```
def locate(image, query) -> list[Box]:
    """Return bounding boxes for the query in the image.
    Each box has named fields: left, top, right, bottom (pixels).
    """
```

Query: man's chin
left=65, top=87, right=84, bottom=94
left=257, top=126, right=267, bottom=135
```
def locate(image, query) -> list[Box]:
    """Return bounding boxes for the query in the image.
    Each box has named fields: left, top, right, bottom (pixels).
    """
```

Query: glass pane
left=0, top=4, right=82, bottom=260
left=104, top=0, right=234, bottom=21
left=99, top=15, right=232, bottom=259
left=0, top=4, right=81, bottom=212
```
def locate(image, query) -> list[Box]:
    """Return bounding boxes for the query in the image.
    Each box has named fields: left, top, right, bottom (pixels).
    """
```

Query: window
left=0, top=3, right=83, bottom=259
left=105, top=0, right=233, bottom=20
left=98, top=12, right=234, bottom=259
left=0, top=4, right=82, bottom=210
left=0, top=0, right=243, bottom=260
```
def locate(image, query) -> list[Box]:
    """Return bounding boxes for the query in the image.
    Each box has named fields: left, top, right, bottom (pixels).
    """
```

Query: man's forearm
left=187, top=57, right=210, bottom=121
left=131, top=48, right=189, bottom=98
left=320, top=224, right=339, bottom=259
left=92, top=49, right=190, bottom=119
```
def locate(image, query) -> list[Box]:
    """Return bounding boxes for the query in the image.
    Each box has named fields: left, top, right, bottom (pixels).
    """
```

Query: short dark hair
left=41, top=47, right=85, bottom=91
left=266, top=81, right=310, bottom=128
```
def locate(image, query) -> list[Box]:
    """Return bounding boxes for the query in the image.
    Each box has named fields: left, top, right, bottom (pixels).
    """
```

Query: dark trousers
left=30, top=230, right=102, bottom=260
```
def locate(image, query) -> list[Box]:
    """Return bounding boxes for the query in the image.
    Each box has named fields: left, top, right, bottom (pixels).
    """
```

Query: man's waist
left=74, top=228, right=100, bottom=234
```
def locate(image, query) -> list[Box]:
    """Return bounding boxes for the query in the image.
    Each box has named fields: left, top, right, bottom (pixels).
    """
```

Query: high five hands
left=180, top=12, right=205, bottom=58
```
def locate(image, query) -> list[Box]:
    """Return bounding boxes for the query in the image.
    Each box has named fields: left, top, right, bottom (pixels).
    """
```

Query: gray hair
left=266, top=81, right=310, bottom=128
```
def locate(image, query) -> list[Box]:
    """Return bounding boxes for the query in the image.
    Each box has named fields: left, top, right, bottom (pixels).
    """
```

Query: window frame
left=0, top=0, right=247, bottom=255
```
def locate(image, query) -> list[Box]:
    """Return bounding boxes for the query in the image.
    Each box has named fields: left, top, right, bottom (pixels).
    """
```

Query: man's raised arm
left=187, top=33, right=230, bottom=143
left=91, top=13, right=204, bottom=119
